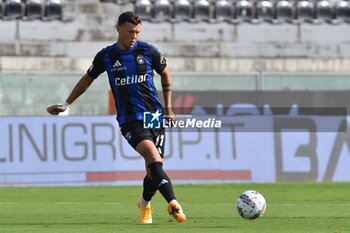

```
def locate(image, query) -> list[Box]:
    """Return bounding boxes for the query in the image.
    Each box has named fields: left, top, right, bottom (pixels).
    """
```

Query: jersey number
left=155, top=135, right=165, bottom=155
left=155, top=135, right=164, bottom=147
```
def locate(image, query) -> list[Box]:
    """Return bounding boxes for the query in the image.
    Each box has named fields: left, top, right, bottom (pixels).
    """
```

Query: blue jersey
left=87, top=41, right=166, bottom=126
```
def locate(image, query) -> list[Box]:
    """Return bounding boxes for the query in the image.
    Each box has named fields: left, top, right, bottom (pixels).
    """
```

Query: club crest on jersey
left=136, top=55, right=145, bottom=65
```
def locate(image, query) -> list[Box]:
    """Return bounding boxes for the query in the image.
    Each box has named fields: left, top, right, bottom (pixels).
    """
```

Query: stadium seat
left=315, top=0, right=334, bottom=23
left=152, top=0, right=173, bottom=23
left=213, top=0, right=234, bottom=23
left=193, top=0, right=211, bottom=22
left=3, top=0, right=23, bottom=20
left=234, top=0, right=255, bottom=24
left=296, top=0, right=315, bottom=23
left=24, top=0, right=43, bottom=20
left=134, top=0, right=153, bottom=21
left=295, top=0, right=315, bottom=23
left=273, top=0, right=294, bottom=23
left=43, top=0, right=62, bottom=21
left=255, top=0, right=274, bottom=23
left=335, top=0, right=350, bottom=23
left=172, top=0, right=193, bottom=23
left=0, top=1, right=4, bottom=19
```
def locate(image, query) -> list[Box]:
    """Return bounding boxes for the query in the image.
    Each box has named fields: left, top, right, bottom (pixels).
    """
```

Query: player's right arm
left=46, top=74, right=95, bottom=115
left=47, top=49, right=105, bottom=115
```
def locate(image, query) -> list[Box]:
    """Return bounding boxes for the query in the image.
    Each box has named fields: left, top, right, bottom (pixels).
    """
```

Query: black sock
left=142, top=175, right=158, bottom=202
left=148, top=162, right=176, bottom=203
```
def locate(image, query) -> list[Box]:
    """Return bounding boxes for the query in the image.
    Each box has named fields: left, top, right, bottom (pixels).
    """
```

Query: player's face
left=117, top=22, right=141, bottom=50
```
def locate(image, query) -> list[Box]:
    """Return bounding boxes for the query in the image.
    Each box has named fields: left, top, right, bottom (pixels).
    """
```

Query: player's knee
left=145, top=153, right=162, bottom=164
left=136, top=140, right=162, bottom=163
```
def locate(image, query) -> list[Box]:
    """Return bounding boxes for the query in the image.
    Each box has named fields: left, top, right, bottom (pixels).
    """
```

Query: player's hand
left=165, top=108, right=176, bottom=127
left=46, top=104, right=68, bottom=115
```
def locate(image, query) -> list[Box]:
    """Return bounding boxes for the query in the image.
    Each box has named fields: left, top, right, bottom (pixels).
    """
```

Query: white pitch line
left=0, top=202, right=122, bottom=205
left=1, top=202, right=350, bottom=206
left=262, top=203, right=350, bottom=206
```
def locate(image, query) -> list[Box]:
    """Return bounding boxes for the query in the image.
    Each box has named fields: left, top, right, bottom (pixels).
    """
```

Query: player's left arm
left=160, top=67, right=176, bottom=123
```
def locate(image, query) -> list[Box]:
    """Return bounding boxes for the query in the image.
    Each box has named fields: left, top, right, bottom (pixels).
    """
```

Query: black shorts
left=121, top=121, right=165, bottom=157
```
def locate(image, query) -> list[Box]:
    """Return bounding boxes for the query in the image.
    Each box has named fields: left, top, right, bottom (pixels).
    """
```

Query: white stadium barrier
left=1, top=115, right=349, bottom=186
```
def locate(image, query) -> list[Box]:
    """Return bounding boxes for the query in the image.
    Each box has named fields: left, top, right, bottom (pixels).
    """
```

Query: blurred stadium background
left=0, top=0, right=350, bottom=186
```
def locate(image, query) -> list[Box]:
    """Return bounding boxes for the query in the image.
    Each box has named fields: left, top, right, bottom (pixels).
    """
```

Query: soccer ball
left=236, top=190, right=266, bottom=220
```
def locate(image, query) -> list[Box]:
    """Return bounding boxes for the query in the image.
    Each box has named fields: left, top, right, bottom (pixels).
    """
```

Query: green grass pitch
left=0, top=183, right=350, bottom=233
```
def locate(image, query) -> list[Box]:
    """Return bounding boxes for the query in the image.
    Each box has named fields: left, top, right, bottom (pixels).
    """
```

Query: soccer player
left=46, top=11, right=186, bottom=224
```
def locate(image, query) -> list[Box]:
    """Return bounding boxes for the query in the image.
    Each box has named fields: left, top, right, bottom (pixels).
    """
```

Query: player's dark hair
left=117, top=11, right=142, bottom=26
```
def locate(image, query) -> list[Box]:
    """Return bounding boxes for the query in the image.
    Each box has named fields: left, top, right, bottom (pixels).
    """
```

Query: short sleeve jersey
left=87, top=41, right=167, bottom=126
